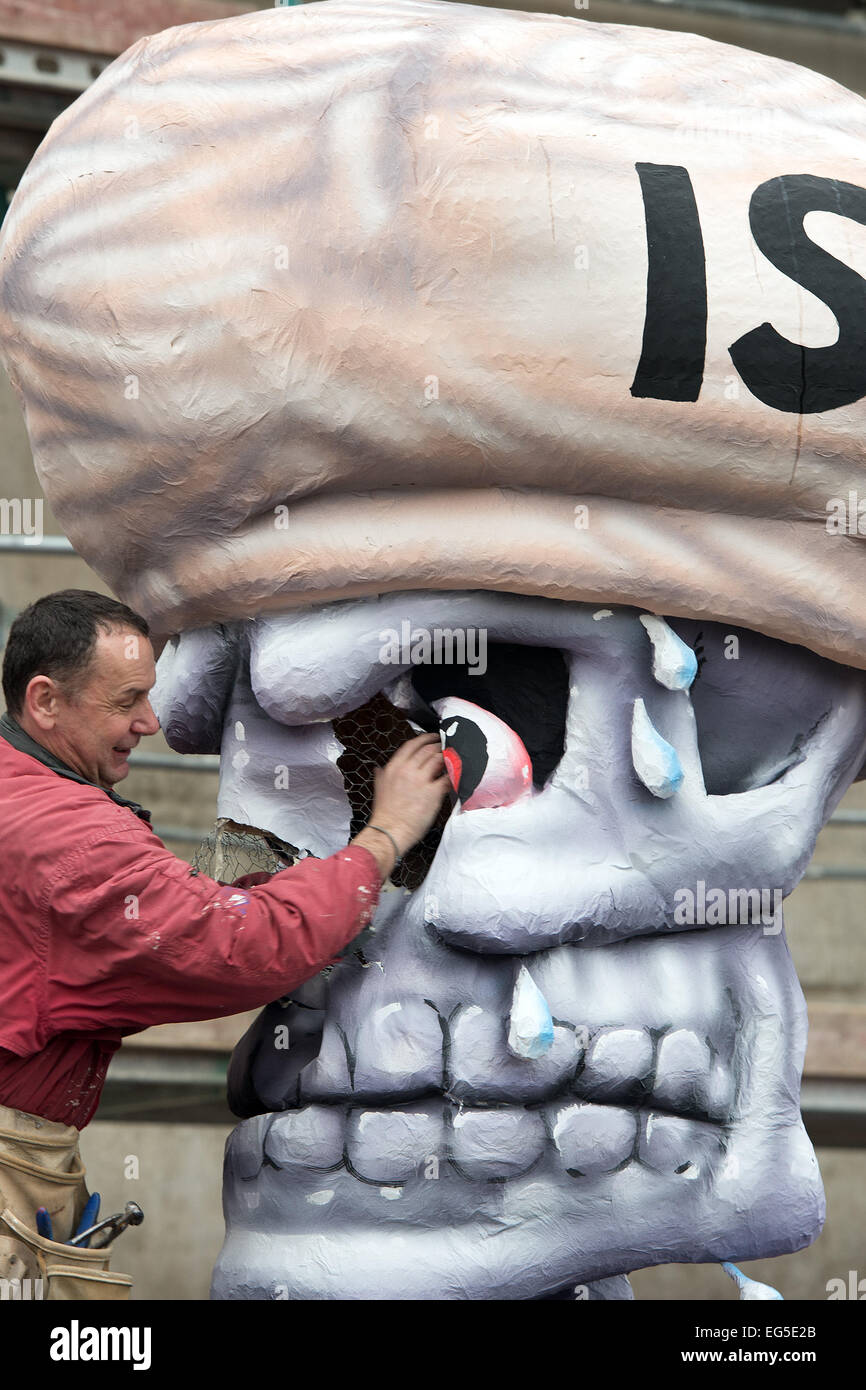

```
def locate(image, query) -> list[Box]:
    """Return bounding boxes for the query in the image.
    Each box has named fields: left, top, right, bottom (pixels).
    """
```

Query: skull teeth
left=292, top=1002, right=731, bottom=1125
left=227, top=1100, right=725, bottom=1188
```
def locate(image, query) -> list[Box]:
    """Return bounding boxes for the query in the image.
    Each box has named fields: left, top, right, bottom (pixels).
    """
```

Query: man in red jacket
left=0, top=589, right=448, bottom=1252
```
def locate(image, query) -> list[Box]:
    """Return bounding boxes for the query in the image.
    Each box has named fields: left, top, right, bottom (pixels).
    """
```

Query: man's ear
left=22, top=674, right=59, bottom=730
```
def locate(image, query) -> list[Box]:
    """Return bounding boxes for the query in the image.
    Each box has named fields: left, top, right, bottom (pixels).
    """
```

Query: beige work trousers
left=0, top=1104, right=133, bottom=1299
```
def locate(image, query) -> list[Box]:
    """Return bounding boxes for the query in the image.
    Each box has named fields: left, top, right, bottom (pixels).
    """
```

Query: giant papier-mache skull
left=1, top=0, right=866, bottom=1300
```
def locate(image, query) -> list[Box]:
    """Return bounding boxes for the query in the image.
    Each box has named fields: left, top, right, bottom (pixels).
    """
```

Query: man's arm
left=40, top=732, right=449, bottom=1038
left=42, top=831, right=384, bottom=1036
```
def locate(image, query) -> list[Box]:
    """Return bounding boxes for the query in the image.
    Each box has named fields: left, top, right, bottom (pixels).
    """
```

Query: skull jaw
left=212, top=908, right=821, bottom=1299
left=211, top=1117, right=823, bottom=1299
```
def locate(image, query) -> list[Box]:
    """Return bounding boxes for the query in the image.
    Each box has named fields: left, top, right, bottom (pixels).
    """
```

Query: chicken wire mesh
left=191, top=690, right=450, bottom=892
left=191, top=820, right=301, bottom=883
left=332, top=689, right=450, bottom=893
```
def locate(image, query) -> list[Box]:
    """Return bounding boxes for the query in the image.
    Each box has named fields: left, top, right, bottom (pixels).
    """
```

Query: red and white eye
left=431, top=696, right=533, bottom=811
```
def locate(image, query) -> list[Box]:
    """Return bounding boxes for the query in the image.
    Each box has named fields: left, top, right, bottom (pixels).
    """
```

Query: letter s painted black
left=729, top=174, right=866, bottom=414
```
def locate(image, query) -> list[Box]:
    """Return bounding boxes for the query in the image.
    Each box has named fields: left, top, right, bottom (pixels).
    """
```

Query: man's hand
left=351, top=731, right=450, bottom=879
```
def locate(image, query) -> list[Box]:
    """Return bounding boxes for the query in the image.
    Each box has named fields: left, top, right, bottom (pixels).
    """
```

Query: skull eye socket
left=411, top=640, right=569, bottom=789
left=667, top=617, right=841, bottom=794
left=330, top=642, right=569, bottom=889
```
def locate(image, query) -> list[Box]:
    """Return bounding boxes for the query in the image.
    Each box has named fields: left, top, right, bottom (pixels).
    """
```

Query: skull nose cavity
left=507, top=964, right=555, bottom=1059
left=631, top=698, right=684, bottom=798
left=639, top=614, right=698, bottom=691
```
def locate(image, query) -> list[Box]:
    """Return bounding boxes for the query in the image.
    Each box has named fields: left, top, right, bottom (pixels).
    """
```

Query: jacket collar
left=0, top=710, right=152, bottom=823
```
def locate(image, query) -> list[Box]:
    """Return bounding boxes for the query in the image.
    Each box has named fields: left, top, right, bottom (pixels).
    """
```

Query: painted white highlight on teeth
left=307, top=1190, right=335, bottom=1206
left=234, top=720, right=246, bottom=741
left=374, top=1002, right=402, bottom=1023
left=551, top=1104, right=580, bottom=1148
left=508, top=964, right=555, bottom=1059
left=631, top=698, right=684, bottom=799
left=721, top=1262, right=783, bottom=1300
left=639, top=614, right=698, bottom=690
left=592, top=609, right=613, bottom=620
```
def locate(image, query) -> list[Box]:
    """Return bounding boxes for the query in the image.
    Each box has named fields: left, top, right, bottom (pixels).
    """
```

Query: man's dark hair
left=2, top=589, right=150, bottom=717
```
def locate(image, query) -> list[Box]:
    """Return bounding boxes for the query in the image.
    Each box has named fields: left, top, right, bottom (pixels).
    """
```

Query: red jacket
left=0, top=731, right=382, bottom=1128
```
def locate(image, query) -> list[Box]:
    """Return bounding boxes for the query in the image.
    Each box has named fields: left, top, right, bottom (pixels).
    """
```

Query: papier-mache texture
left=0, top=0, right=865, bottom=660
left=2, top=0, right=866, bottom=1302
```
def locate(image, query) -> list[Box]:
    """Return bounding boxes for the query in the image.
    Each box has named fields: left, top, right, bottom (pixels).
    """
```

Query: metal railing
left=0, top=535, right=73, bottom=552
left=129, top=752, right=219, bottom=774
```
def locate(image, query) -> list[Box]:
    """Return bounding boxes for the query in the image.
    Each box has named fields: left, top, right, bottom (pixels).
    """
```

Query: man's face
left=45, top=626, right=160, bottom=787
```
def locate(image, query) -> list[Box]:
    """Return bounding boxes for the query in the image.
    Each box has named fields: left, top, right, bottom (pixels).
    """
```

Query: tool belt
left=0, top=1105, right=133, bottom=1300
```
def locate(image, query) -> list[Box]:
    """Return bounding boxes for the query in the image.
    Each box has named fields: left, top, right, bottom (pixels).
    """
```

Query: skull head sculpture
left=1, top=0, right=866, bottom=1301
left=153, top=594, right=866, bottom=1299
